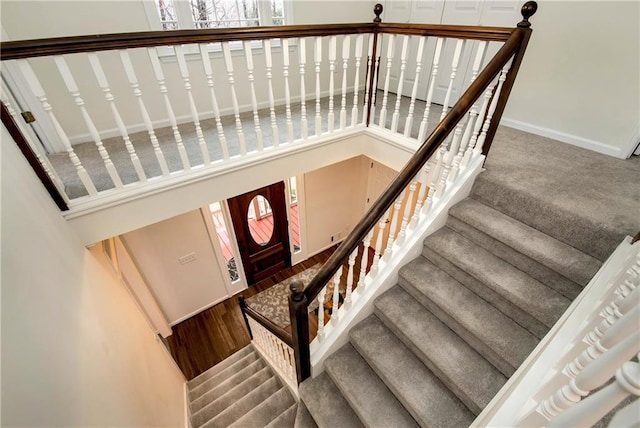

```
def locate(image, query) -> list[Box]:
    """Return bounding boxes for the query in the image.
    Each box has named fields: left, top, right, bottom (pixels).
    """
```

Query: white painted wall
left=1, top=125, right=186, bottom=426
left=122, top=209, right=231, bottom=325
left=304, top=155, right=369, bottom=254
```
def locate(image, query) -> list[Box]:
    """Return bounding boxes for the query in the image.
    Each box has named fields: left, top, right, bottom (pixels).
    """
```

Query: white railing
left=475, top=237, right=640, bottom=427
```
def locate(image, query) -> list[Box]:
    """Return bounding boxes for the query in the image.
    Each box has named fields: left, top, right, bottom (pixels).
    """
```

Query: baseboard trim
left=501, top=117, right=627, bottom=159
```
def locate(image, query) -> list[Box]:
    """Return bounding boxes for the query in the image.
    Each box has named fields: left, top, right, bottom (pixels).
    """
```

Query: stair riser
left=422, top=245, right=549, bottom=339
left=189, top=352, right=259, bottom=401
left=447, top=216, right=583, bottom=300
left=188, top=345, right=254, bottom=389
left=228, top=387, right=294, bottom=428
left=398, top=277, right=516, bottom=377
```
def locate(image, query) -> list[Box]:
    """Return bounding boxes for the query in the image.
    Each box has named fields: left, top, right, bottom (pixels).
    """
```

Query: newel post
left=481, top=0, right=537, bottom=156
left=288, top=279, right=311, bottom=383
left=365, top=3, right=383, bottom=126
left=238, top=295, right=253, bottom=339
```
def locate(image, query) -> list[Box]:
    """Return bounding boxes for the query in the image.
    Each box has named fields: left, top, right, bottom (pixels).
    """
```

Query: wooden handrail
left=240, top=296, right=294, bottom=348
left=378, top=23, right=513, bottom=41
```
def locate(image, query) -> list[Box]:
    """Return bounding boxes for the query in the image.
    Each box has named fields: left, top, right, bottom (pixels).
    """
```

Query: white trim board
left=501, top=117, right=628, bottom=159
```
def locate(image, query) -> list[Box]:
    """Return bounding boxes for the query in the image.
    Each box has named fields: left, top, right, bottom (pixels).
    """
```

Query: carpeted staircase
left=187, top=345, right=297, bottom=428
left=296, top=177, right=603, bottom=427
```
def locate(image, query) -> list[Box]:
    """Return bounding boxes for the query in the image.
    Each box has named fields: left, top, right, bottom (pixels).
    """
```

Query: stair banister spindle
left=17, top=59, right=98, bottom=195
left=586, top=284, right=640, bottom=346
left=417, top=37, right=444, bottom=143
left=298, top=38, right=309, bottom=140
left=475, top=60, right=513, bottom=155
left=351, top=34, right=364, bottom=128
left=243, top=40, right=264, bottom=152
left=440, top=39, right=465, bottom=121
left=222, top=42, right=247, bottom=156
left=358, top=230, right=374, bottom=291
left=362, top=34, right=374, bottom=124
left=397, top=181, right=417, bottom=245
left=264, top=39, right=280, bottom=147
left=384, top=190, right=405, bottom=261
left=462, top=83, right=494, bottom=168
left=147, top=47, right=191, bottom=171
left=404, top=36, right=426, bottom=138
left=370, top=209, right=390, bottom=277
left=331, top=266, right=343, bottom=322
left=345, top=248, right=357, bottom=306
left=54, top=56, right=124, bottom=189
left=378, top=34, right=395, bottom=127
left=282, top=38, right=294, bottom=144
left=411, top=162, right=432, bottom=228
left=391, top=35, right=410, bottom=133
left=340, top=35, right=350, bottom=130
left=199, top=44, right=229, bottom=161
left=548, top=361, right=640, bottom=428
left=88, top=54, right=147, bottom=184
left=316, top=285, right=327, bottom=341
left=314, top=37, right=322, bottom=136
left=536, top=331, right=640, bottom=421
left=369, top=36, right=383, bottom=125
left=118, top=50, right=169, bottom=176
left=327, top=36, right=337, bottom=133
left=564, top=306, right=640, bottom=379
left=423, top=151, right=443, bottom=215
left=435, top=127, right=462, bottom=198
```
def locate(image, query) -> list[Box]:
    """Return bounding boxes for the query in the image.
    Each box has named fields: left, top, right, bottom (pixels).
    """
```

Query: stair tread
left=299, top=373, right=364, bottom=428
left=350, top=315, right=475, bottom=427
left=228, top=386, right=295, bottom=428
left=201, top=376, right=281, bottom=428
left=189, top=351, right=259, bottom=401
left=191, top=366, right=273, bottom=428
left=294, top=401, right=318, bottom=428
left=450, top=198, right=600, bottom=286
left=188, top=345, right=254, bottom=389
left=265, top=403, right=298, bottom=428
left=191, top=359, right=267, bottom=413
left=375, top=286, right=507, bottom=415
left=325, top=343, right=419, bottom=428
left=399, top=256, right=539, bottom=376
left=424, top=227, right=571, bottom=329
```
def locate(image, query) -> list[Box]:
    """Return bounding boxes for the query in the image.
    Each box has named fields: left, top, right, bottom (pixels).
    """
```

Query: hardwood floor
left=166, top=246, right=337, bottom=380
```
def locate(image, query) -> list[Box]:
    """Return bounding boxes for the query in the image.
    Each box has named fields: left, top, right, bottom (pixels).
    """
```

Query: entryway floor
left=166, top=245, right=337, bottom=380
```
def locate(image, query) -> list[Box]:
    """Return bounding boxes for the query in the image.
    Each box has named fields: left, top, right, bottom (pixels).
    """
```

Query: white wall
left=304, top=155, right=369, bottom=254
left=1, top=125, right=186, bottom=426
left=122, top=209, right=231, bottom=325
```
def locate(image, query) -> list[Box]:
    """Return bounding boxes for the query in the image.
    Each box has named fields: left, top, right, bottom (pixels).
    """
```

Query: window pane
left=209, top=202, right=239, bottom=283
left=187, top=0, right=279, bottom=28
left=288, top=177, right=301, bottom=254
left=156, top=0, right=179, bottom=30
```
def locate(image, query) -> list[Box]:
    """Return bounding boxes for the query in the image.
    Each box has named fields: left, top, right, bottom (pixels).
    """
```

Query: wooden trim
left=0, top=101, right=68, bottom=211
left=0, top=23, right=376, bottom=60
left=632, top=231, right=640, bottom=245
left=378, top=23, right=514, bottom=41
left=243, top=301, right=294, bottom=347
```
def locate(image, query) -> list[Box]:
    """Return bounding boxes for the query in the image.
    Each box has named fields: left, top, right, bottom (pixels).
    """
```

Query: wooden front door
left=228, top=182, right=292, bottom=285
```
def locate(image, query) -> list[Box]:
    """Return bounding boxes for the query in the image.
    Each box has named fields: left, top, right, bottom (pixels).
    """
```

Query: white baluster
left=397, top=181, right=417, bottom=245
left=370, top=210, right=390, bottom=277
left=317, top=285, right=327, bottom=341
left=410, top=162, right=431, bottom=228
left=282, top=39, right=294, bottom=143
left=174, top=45, right=211, bottom=165
left=358, top=230, right=373, bottom=291
left=199, top=44, right=229, bottom=161
left=564, top=306, right=640, bottom=379
left=475, top=61, right=512, bottom=155
left=423, top=152, right=443, bottom=215
left=88, top=54, right=146, bottom=183
left=298, top=38, right=309, bottom=140
left=18, top=59, right=97, bottom=195
left=462, top=84, right=494, bottom=168
left=418, top=38, right=444, bottom=143
left=384, top=191, right=405, bottom=261
left=147, top=48, right=190, bottom=171
left=345, top=248, right=357, bottom=306
left=585, top=285, right=640, bottom=346
left=222, top=42, right=247, bottom=156
left=361, top=34, right=374, bottom=124
left=405, top=36, right=426, bottom=138
left=435, top=129, right=460, bottom=198
left=536, top=331, right=640, bottom=422
left=391, top=35, right=409, bottom=133
left=314, top=37, right=323, bottom=136
left=378, top=34, right=395, bottom=127
left=54, top=56, right=124, bottom=189
left=447, top=124, right=467, bottom=185
left=331, top=266, right=343, bottom=322
left=264, top=40, right=279, bottom=147
left=242, top=41, right=263, bottom=152
left=340, top=35, right=350, bottom=130
left=548, top=361, right=640, bottom=428
left=440, top=39, right=465, bottom=121
left=327, top=36, right=337, bottom=133
left=351, top=34, right=364, bottom=128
